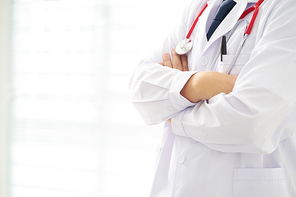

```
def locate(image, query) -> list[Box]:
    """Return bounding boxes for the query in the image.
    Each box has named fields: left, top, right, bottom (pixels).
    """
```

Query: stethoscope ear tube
left=227, top=34, right=248, bottom=74
left=242, top=0, right=264, bottom=35
left=178, top=0, right=264, bottom=72
left=208, top=19, right=248, bottom=72
left=226, top=0, right=264, bottom=74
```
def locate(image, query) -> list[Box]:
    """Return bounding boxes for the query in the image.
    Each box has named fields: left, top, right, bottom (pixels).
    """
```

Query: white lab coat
left=129, top=0, right=296, bottom=196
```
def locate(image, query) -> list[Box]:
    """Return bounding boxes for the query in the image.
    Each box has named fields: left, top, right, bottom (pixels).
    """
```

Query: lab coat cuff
left=169, top=71, right=197, bottom=111
left=171, top=109, right=187, bottom=137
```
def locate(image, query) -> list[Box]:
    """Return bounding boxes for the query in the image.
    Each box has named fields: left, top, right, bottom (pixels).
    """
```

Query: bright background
left=3, top=0, right=191, bottom=196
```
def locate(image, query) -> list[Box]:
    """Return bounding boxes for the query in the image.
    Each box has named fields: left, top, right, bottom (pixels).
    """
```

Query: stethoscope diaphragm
left=175, top=39, right=193, bottom=55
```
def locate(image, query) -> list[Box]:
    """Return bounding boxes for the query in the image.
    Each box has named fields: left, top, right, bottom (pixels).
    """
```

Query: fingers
left=167, top=119, right=171, bottom=124
left=162, top=53, right=173, bottom=68
left=181, top=54, right=189, bottom=71
left=171, top=48, right=183, bottom=71
left=161, top=49, right=189, bottom=71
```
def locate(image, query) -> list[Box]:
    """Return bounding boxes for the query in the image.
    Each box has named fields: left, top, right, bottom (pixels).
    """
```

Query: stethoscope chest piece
left=176, top=38, right=193, bottom=55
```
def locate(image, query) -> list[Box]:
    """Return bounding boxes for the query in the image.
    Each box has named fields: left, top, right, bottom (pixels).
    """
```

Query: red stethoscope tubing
left=239, top=0, right=264, bottom=35
left=186, top=3, right=208, bottom=39
left=185, top=0, right=264, bottom=39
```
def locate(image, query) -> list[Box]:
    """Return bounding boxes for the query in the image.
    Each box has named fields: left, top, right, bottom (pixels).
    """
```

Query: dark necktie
left=206, top=0, right=236, bottom=40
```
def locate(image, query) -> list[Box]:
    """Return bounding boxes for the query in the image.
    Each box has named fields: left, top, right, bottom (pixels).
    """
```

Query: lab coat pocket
left=218, top=55, right=250, bottom=75
left=232, top=168, right=288, bottom=197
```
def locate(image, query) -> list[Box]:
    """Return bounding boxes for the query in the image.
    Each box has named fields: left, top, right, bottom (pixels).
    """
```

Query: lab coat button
left=178, top=154, right=186, bottom=163
left=200, top=56, right=208, bottom=65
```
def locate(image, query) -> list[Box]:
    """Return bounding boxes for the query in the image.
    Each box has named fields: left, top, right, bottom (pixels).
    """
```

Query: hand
left=159, top=48, right=189, bottom=71
left=159, top=49, right=188, bottom=124
left=167, top=119, right=171, bottom=124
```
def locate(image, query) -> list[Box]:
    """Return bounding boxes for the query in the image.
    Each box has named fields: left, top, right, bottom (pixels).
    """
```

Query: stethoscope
left=175, top=0, right=265, bottom=74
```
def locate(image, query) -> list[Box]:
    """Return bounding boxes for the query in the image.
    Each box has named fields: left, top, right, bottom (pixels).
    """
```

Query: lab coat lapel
left=202, top=0, right=221, bottom=37
left=196, top=0, right=220, bottom=43
left=202, top=0, right=248, bottom=54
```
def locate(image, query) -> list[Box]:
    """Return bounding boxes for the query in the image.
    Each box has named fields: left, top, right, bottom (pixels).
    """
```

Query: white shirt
left=129, top=0, right=296, bottom=196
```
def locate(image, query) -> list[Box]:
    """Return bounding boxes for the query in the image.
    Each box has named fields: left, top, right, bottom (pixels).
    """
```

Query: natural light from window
left=8, top=0, right=192, bottom=196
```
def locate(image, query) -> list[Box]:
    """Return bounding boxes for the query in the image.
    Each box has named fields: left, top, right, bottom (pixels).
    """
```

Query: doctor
left=129, top=0, right=296, bottom=196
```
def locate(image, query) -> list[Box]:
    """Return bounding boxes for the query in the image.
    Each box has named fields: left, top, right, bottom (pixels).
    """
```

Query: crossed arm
left=160, top=48, right=237, bottom=103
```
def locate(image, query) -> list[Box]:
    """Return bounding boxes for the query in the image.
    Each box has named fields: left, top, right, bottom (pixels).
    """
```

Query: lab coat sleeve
left=129, top=1, right=203, bottom=125
left=171, top=0, right=296, bottom=154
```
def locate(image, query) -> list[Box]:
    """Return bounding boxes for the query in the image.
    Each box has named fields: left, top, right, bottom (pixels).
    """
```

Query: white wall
left=0, top=0, right=10, bottom=196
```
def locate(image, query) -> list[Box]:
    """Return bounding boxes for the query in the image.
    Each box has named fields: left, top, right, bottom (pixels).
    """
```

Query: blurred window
left=8, top=0, right=190, bottom=196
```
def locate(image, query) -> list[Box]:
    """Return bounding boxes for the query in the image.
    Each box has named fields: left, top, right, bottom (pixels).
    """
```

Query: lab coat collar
left=195, top=0, right=220, bottom=52
left=202, top=0, right=254, bottom=54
